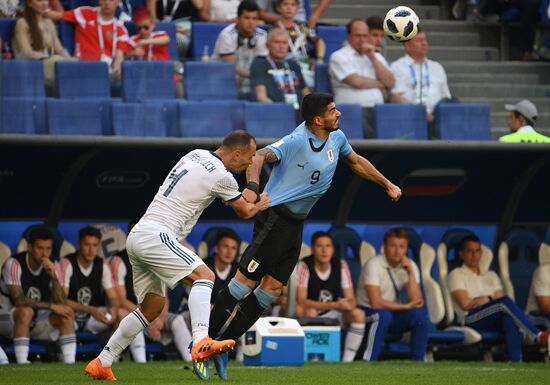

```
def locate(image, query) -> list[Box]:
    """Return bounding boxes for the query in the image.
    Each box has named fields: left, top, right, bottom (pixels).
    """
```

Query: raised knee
left=376, top=310, right=393, bottom=325
left=14, top=307, right=34, bottom=324
left=305, top=308, right=318, bottom=317
left=351, top=308, right=365, bottom=323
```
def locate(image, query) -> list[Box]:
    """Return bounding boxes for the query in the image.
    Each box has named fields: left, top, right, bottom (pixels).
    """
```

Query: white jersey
left=138, top=149, right=241, bottom=240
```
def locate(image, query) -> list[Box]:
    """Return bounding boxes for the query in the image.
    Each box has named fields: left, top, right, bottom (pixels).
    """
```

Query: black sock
left=209, top=286, right=240, bottom=338
left=220, top=293, right=266, bottom=341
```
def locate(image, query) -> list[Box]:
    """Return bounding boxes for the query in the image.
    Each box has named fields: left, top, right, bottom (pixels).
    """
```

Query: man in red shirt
left=128, top=7, right=170, bottom=61
left=46, top=0, right=133, bottom=79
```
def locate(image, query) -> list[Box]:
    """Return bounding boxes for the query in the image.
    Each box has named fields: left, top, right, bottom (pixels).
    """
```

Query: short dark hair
left=238, top=0, right=259, bottom=17
left=276, top=0, right=298, bottom=5
left=221, top=130, right=256, bottom=150
left=216, top=229, right=241, bottom=245
left=28, top=227, right=55, bottom=245
left=346, top=18, right=365, bottom=35
left=383, top=228, right=409, bottom=245
left=366, top=16, right=383, bottom=31
left=458, top=235, right=481, bottom=252
left=79, top=226, right=102, bottom=242
left=311, top=231, right=333, bottom=246
left=512, top=111, right=535, bottom=127
left=301, top=93, right=334, bottom=126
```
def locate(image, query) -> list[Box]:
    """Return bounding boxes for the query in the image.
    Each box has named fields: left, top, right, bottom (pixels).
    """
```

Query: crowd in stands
left=0, top=224, right=549, bottom=364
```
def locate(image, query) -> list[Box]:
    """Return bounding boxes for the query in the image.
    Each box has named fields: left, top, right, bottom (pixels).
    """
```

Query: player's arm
left=228, top=193, right=270, bottom=219
left=105, top=287, right=120, bottom=324
left=536, top=295, right=550, bottom=313
left=115, top=284, right=137, bottom=312
left=342, top=73, right=385, bottom=90
left=366, top=284, right=412, bottom=311
left=307, top=0, right=331, bottom=28
left=341, top=286, right=357, bottom=309
left=344, top=150, right=401, bottom=202
left=401, top=257, right=423, bottom=305
left=7, top=285, right=50, bottom=310
left=450, top=289, right=489, bottom=310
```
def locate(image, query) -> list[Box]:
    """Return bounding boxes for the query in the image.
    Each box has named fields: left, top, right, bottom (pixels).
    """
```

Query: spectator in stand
left=365, top=16, right=385, bottom=54
left=0, top=0, right=21, bottom=18
left=499, top=99, right=550, bottom=143
left=60, top=226, right=120, bottom=336
left=356, top=228, right=429, bottom=361
left=274, top=0, right=325, bottom=89
left=118, top=0, right=145, bottom=21
left=146, top=0, right=201, bottom=60
left=0, top=227, right=76, bottom=364
left=128, top=7, right=170, bottom=60
left=203, top=229, right=240, bottom=304
left=447, top=235, right=549, bottom=362
left=295, top=232, right=365, bottom=362
left=200, top=0, right=241, bottom=23
left=329, top=19, right=394, bottom=137
left=212, top=0, right=267, bottom=98
left=250, top=28, right=310, bottom=107
left=257, top=0, right=331, bottom=28
left=390, top=29, right=451, bottom=123
left=526, top=264, right=550, bottom=329
left=13, top=0, right=73, bottom=89
left=46, top=0, right=134, bottom=80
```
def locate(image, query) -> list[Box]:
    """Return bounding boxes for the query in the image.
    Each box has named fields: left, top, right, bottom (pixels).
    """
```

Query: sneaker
left=84, top=358, right=117, bottom=381
left=191, top=336, right=235, bottom=362
left=192, top=359, right=210, bottom=381
left=212, top=352, right=228, bottom=380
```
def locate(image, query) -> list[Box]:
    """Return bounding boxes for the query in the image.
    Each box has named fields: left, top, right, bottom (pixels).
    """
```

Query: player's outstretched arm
left=344, top=150, right=402, bottom=202
left=243, top=147, right=279, bottom=203
left=229, top=192, right=270, bottom=219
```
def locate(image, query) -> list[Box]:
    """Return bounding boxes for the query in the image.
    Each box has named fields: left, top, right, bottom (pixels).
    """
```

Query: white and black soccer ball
left=383, top=6, right=420, bottom=42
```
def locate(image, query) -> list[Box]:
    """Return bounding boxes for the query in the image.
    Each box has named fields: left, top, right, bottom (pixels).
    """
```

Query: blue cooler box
left=302, top=325, right=341, bottom=362
left=242, top=317, right=305, bottom=366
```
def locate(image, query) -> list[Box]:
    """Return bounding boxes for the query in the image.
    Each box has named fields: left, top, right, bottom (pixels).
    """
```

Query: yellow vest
left=499, top=131, right=550, bottom=143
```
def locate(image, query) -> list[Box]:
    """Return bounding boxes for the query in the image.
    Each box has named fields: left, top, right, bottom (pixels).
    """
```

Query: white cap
left=505, top=99, right=538, bottom=124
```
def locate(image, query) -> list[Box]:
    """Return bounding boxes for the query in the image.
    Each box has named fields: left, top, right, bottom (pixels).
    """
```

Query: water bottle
left=74, top=42, right=81, bottom=59
left=3, top=41, right=12, bottom=60
left=201, top=45, right=210, bottom=62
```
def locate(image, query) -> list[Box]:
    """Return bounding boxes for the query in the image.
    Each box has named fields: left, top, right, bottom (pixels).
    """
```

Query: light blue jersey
left=264, top=122, right=353, bottom=215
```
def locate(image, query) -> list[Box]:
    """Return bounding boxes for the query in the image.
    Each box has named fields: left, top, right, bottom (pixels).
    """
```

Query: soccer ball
left=383, top=6, right=420, bottom=42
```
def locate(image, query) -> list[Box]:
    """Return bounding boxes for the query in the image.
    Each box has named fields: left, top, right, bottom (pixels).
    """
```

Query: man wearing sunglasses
left=128, top=7, right=170, bottom=61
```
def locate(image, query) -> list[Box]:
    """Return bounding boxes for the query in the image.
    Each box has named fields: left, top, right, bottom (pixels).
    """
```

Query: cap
left=504, top=99, right=538, bottom=124
left=133, top=7, right=150, bottom=24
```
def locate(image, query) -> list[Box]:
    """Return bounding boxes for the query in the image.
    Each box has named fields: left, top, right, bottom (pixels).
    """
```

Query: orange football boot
left=84, top=358, right=117, bottom=381
left=191, top=336, right=235, bottom=362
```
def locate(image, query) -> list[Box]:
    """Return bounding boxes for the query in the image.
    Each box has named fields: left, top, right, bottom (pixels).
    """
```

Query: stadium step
left=460, top=97, right=550, bottom=111
left=490, top=112, right=550, bottom=129
left=319, top=4, right=443, bottom=20
left=447, top=73, right=541, bottom=85
left=386, top=46, right=500, bottom=61
left=312, top=0, right=440, bottom=6
left=450, top=83, right=550, bottom=98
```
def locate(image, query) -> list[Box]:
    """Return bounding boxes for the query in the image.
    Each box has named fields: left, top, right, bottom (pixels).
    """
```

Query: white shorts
left=127, top=221, right=203, bottom=304
left=0, top=308, right=59, bottom=341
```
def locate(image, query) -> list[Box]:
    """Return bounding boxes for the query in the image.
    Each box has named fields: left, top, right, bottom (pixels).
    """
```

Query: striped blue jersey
left=264, top=122, right=353, bottom=215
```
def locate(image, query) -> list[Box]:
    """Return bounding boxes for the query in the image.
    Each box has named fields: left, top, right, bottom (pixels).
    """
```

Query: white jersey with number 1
left=138, top=149, right=241, bottom=241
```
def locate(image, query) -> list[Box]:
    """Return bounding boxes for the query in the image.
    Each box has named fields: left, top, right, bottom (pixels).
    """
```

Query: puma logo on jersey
left=297, top=162, right=308, bottom=170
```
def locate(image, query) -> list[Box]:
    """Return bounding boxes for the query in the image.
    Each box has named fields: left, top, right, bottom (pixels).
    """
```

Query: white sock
left=98, top=309, right=149, bottom=367
left=342, top=323, right=365, bottom=362
left=14, top=337, right=29, bottom=364
left=170, top=314, right=192, bottom=361
left=0, top=345, right=9, bottom=364
left=58, top=334, right=77, bottom=364
left=188, top=279, right=214, bottom=345
left=130, top=331, right=147, bottom=363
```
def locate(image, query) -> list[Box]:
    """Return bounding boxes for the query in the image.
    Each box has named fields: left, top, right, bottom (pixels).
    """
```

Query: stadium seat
left=0, top=98, right=46, bottom=135
left=316, top=26, right=346, bottom=62
left=434, top=103, right=491, bottom=140
left=373, top=104, right=428, bottom=140
left=55, top=61, right=110, bottom=99
left=121, top=61, right=176, bottom=102
left=179, top=101, right=244, bottom=137
left=337, top=103, right=363, bottom=139
left=124, top=21, right=178, bottom=60
left=0, top=240, right=11, bottom=269
left=497, top=229, right=550, bottom=309
left=314, top=63, right=332, bottom=93
left=58, top=21, right=75, bottom=56
left=112, top=102, right=168, bottom=136
left=190, top=22, right=229, bottom=60
left=0, top=19, right=16, bottom=56
left=47, top=99, right=112, bottom=136
left=244, top=103, right=297, bottom=138
left=0, top=61, right=45, bottom=98
left=183, top=62, right=238, bottom=101
left=17, top=224, right=74, bottom=260
left=68, top=0, right=98, bottom=9
left=92, top=223, right=128, bottom=259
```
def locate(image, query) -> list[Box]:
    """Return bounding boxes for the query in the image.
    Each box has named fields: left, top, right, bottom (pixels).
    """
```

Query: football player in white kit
left=85, top=130, right=270, bottom=381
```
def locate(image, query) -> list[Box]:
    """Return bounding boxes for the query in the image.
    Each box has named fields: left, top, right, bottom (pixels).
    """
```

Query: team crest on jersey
left=77, top=286, right=92, bottom=306
left=327, top=149, right=334, bottom=162
left=26, top=287, right=41, bottom=302
left=247, top=259, right=260, bottom=273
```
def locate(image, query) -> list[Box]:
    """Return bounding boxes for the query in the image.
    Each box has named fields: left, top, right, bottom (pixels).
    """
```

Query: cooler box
left=242, top=317, right=305, bottom=366
left=302, top=325, right=341, bottom=362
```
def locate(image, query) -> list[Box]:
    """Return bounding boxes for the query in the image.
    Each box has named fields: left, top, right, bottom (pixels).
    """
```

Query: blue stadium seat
left=316, top=26, right=346, bottom=62
left=0, top=61, right=45, bottom=98
left=58, top=21, right=75, bottom=56
left=112, top=102, right=168, bottom=136
left=0, top=98, right=46, bottom=135
left=244, top=103, right=296, bottom=138
left=179, top=101, right=244, bottom=136
left=314, top=63, right=332, bottom=93
left=69, top=0, right=98, bottom=8
left=434, top=103, right=491, bottom=140
left=184, top=62, right=238, bottom=100
left=124, top=21, right=178, bottom=60
left=374, top=104, right=428, bottom=139
left=190, top=22, right=229, bottom=60
left=121, top=61, right=176, bottom=102
left=47, top=99, right=112, bottom=135
left=55, top=61, right=110, bottom=99
left=337, top=103, right=363, bottom=139
left=0, top=19, right=16, bottom=56
left=18, top=224, right=70, bottom=260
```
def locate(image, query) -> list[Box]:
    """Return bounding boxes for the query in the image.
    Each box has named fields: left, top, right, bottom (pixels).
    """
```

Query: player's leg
left=390, top=308, right=429, bottom=361
left=342, top=308, right=366, bottom=362
left=117, top=308, right=146, bottom=363
left=362, top=309, right=393, bottom=361
left=0, top=309, right=13, bottom=364
left=47, top=311, right=77, bottom=364
left=12, top=306, right=34, bottom=364
left=166, top=312, right=192, bottom=361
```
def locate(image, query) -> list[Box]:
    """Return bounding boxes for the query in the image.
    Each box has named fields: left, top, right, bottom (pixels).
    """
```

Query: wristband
left=245, top=182, right=261, bottom=203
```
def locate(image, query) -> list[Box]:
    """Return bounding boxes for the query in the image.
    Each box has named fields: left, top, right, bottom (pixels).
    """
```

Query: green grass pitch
left=0, top=361, right=548, bottom=385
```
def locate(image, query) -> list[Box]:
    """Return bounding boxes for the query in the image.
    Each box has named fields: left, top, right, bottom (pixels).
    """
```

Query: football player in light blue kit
left=208, top=93, right=401, bottom=377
